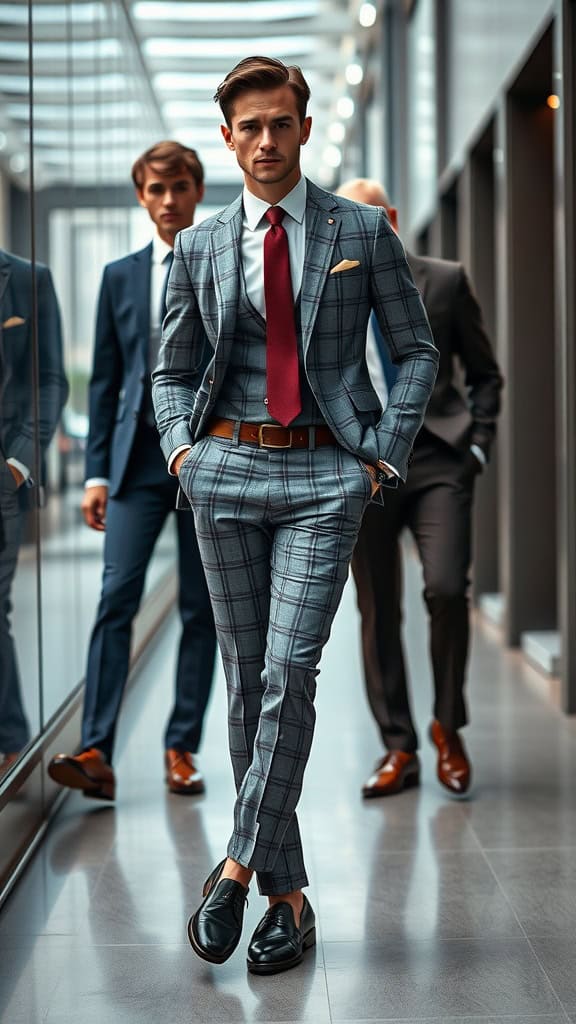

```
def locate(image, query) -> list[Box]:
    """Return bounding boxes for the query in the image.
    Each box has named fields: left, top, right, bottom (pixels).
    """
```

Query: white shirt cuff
left=7, top=458, right=30, bottom=482
left=168, top=444, right=193, bottom=475
left=378, top=460, right=400, bottom=478
left=85, top=478, right=109, bottom=489
left=470, top=444, right=486, bottom=466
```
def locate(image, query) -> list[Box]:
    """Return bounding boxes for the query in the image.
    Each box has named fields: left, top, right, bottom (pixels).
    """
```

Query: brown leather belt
left=207, top=417, right=337, bottom=450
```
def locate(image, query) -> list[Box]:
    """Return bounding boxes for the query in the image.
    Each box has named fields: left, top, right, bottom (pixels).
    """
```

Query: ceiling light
left=9, top=153, right=28, bottom=173
left=345, top=63, right=363, bottom=86
left=358, top=3, right=377, bottom=28
left=328, top=121, right=345, bottom=143
left=322, top=144, right=342, bottom=168
left=135, top=1, right=319, bottom=21
left=144, top=36, right=315, bottom=59
left=336, top=96, right=354, bottom=119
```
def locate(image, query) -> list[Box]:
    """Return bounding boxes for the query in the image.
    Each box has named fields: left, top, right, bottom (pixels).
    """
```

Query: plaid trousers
left=179, top=436, right=371, bottom=895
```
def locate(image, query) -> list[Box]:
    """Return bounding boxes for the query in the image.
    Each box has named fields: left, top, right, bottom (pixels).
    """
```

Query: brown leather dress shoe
left=362, top=750, right=420, bottom=798
left=165, top=749, right=205, bottom=795
left=47, top=748, right=115, bottom=801
left=429, top=719, right=471, bottom=795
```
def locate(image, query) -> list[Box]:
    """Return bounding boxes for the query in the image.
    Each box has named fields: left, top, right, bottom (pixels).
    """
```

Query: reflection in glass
left=0, top=249, right=68, bottom=775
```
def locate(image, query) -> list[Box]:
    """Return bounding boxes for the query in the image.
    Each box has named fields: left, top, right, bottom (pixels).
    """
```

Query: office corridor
left=2, top=551, right=576, bottom=1024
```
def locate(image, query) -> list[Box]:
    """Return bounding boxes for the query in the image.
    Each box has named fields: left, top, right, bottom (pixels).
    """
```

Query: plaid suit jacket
left=152, top=179, right=438, bottom=484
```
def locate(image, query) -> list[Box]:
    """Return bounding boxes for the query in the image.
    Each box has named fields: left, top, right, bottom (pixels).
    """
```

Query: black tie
left=159, top=250, right=174, bottom=325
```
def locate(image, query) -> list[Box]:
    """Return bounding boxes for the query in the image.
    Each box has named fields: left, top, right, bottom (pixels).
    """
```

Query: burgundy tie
left=263, top=206, right=301, bottom=426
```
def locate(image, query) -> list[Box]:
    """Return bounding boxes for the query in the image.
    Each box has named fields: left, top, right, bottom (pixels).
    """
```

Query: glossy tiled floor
left=2, top=552, right=576, bottom=1023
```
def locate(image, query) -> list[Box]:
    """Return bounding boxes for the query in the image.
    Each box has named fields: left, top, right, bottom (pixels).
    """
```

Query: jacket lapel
left=300, top=180, right=341, bottom=353
left=209, top=196, right=242, bottom=361
left=0, top=251, right=11, bottom=308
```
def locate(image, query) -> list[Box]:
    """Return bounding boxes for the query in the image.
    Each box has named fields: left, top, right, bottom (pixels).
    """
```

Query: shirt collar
left=152, top=233, right=174, bottom=265
left=242, top=176, right=307, bottom=231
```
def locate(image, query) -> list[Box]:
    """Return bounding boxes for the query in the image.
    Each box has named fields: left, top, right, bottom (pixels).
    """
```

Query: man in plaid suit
left=152, top=56, right=439, bottom=975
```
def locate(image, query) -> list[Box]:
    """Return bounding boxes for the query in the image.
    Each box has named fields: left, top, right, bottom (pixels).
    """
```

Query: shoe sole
left=47, top=759, right=115, bottom=801
left=166, top=777, right=205, bottom=796
left=187, top=912, right=239, bottom=965
left=362, top=771, right=420, bottom=799
left=247, top=926, right=316, bottom=975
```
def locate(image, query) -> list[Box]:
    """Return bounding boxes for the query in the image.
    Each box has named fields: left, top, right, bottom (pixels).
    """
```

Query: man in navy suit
left=49, top=142, right=216, bottom=801
left=1, top=250, right=68, bottom=778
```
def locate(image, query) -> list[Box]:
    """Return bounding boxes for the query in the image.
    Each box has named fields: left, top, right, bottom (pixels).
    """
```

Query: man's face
left=136, top=164, right=204, bottom=244
left=221, top=84, right=311, bottom=199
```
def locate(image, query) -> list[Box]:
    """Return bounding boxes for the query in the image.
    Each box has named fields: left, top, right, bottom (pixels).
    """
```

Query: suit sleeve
left=5, top=264, right=68, bottom=470
left=36, top=265, right=68, bottom=453
left=453, top=266, right=503, bottom=457
left=370, top=210, right=439, bottom=479
left=152, top=231, right=209, bottom=465
left=85, top=268, right=123, bottom=481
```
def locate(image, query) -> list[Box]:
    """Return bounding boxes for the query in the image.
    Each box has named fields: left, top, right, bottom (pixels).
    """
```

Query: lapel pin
left=328, top=218, right=335, bottom=225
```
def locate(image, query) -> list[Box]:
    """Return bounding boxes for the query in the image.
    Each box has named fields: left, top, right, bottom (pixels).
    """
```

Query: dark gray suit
left=0, top=249, right=68, bottom=753
left=352, top=253, right=503, bottom=752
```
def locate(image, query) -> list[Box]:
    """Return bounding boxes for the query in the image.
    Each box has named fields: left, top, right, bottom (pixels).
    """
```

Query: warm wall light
left=547, top=94, right=560, bottom=109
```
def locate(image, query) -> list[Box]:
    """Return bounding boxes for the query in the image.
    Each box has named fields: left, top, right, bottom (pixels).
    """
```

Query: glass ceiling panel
left=8, top=101, right=140, bottom=120
left=134, top=1, right=319, bottom=21
left=0, top=2, right=105, bottom=24
left=144, top=36, right=317, bottom=59
left=0, top=40, right=122, bottom=60
left=153, top=72, right=229, bottom=91
left=0, top=73, right=127, bottom=94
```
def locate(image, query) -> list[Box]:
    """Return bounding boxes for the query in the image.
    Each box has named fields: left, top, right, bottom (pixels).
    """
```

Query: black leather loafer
left=247, top=894, right=316, bottom=975
left=187, top=859, right=249, bottom=964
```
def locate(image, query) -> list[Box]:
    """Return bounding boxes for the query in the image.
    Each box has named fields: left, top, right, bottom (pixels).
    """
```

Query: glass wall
left=0, top=1, right=177, bottom=804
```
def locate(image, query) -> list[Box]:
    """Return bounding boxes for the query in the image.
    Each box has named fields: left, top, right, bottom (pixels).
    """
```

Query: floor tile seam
left=471, top=844, right=571, bottom=1013
left=320, top=933, right=540, bottom=947
left=328, top=1015, right=569, bottom=1023
left=479, top=846, right=576, bottom=854
left=469, top=832, right=536, bottom=944
left=523, top=935, right=574, bottom=1021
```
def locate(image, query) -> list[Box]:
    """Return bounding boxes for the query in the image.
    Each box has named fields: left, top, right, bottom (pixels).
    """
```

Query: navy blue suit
left=82, top=243, right=216, bottom=763
left=0, top=250, right=68, bottom=753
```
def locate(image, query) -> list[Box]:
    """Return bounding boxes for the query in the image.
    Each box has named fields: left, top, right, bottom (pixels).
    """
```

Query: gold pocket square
left=330, top=259, right=361, bottom=275
left=2, top=316, right=26, bottom=329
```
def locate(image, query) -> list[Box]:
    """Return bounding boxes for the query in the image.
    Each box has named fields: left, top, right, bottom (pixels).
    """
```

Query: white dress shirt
left=241, top=176, right=307, bottom=315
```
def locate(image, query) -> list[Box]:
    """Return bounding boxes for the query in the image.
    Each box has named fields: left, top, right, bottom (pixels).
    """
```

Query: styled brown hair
left=214, top=56, right=311, bottom=126
left=131, top=141, right=204, bottom=190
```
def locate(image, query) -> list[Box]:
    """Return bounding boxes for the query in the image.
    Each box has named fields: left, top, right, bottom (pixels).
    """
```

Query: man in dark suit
left=1, top=249, right=68, bottom=777
left=48, top=142, right=216, bottom=801
left=339, top=178, right=503, bottom=798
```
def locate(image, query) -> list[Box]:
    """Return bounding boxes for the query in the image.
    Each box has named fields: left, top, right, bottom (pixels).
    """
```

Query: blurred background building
left=1, top=0, right=575, bottom=911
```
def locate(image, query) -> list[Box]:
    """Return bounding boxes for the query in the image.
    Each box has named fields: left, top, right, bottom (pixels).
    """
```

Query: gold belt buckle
left=258, top=424, right=293, bottom=448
